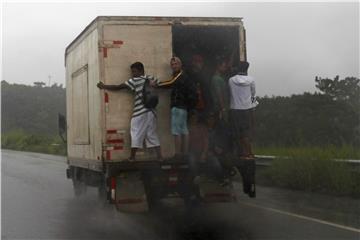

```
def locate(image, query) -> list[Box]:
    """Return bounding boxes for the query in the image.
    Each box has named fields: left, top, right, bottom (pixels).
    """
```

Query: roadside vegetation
left=1, top=81, right=66, bottom=156
left=254, top=76, right=360, bottom=198
left=1, top=129, right=66, bottom=156
left=256, top=151, right=360, bottom=198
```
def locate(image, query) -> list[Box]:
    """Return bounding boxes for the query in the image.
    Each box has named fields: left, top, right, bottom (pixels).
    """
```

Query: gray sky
left=2, top=2, right=359, bottom=96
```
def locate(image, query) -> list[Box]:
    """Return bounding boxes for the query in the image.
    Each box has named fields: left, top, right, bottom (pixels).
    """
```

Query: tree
left=315, top=76, right=360, bottom=145
left=315, top=76, right=360, bottom=103
left=34, top=81, right=46, bottom=87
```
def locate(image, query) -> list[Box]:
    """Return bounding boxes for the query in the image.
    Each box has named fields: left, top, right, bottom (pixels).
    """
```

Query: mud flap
left=198, top=177, right=237, bottom=203
left=115, top=172, right=149, bottom=213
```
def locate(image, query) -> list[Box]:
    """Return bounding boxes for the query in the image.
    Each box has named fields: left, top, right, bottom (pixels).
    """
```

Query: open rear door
left=100, top=24, right=174, bottom=161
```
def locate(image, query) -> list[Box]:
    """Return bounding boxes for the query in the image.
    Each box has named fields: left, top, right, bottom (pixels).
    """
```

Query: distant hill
left=1, top=81, right=66, bottom=136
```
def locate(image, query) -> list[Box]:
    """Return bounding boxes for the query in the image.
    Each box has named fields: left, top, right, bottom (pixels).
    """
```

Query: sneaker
left=248, top=184, right=256, bottom=198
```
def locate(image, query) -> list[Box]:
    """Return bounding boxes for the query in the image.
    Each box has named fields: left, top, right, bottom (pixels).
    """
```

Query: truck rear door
left=100, top=23, right=174, bottom=161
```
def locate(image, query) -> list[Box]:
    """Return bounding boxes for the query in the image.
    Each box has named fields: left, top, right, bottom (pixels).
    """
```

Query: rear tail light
left=168, top=170, right=178, bottom=186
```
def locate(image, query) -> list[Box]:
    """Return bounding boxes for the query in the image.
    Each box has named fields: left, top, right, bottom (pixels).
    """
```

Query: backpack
left=142, top=77, right=159, bottom=109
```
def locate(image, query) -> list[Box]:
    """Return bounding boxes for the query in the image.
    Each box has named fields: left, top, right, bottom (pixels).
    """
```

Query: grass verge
left=1, top=130, right=66, bottom=156
left=255, top=147, right=360, bottom=198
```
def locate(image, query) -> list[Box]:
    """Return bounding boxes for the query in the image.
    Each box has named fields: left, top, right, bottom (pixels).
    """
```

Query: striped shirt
left=125, top=75, right=157, bottom=118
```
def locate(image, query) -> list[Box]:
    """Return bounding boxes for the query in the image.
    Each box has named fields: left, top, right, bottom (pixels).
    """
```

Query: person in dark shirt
left=188, top=54, right=212, bottom=119
left=153, top=57, right=196, bottom=160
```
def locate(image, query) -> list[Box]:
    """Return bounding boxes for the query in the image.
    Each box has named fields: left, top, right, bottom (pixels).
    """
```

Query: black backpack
left=142, top=77, right=159, bottom=109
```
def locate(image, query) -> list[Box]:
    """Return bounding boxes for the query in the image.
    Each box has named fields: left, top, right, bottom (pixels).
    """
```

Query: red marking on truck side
left=113, top=146, right=123, bottom=150
left=117, top=198, right=144, bottom=204
left=111, top=177, right=116, bottom=189
left=103, top=47, right=108, bottom=58
left=104, top=92, right=109, bottom=103
left=107, top=129, right=117, bottom=134
left=113, top=40, right=124, bottom=45
left=106, top=150, right=111, bottom=160
left=106, top=139, right=124, bottom=144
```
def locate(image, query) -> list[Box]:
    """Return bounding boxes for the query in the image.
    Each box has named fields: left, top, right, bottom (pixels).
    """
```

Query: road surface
left=2, top=150, right=359, bottom=239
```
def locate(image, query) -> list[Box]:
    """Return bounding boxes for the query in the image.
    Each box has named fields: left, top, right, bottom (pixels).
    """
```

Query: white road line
left=238, top=201, right=360, bottom=233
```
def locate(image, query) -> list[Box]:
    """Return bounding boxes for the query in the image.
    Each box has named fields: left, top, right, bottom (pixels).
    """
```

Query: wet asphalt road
left=2, top=149, right=360, bottom=240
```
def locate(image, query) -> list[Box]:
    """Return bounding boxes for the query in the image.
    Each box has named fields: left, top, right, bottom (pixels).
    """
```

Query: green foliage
left=1, top=80, right=66, bottom=136
left=1, top=81, right=66, bottom=155
left=315, top=76, right=360, bottom=103
left=255, top=76, right=360, bottom=147
left=253, top=76, right=360, bottom=197
left=1, top=129, right=66, bottom=155
left=261, top=152, right=360, bottom=197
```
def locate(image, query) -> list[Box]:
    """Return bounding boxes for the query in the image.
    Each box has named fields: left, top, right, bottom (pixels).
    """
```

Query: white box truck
left=64, top=16, right=254, bottom=212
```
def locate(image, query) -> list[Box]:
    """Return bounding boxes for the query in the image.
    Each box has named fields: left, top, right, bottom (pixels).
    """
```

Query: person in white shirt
left=229, top=61, right=257, bottom=198
left=228, top=61, right=258, bottom=160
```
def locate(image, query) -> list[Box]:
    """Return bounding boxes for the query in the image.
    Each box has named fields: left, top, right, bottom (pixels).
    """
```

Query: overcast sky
left=2, top=2, right=359, bottom=96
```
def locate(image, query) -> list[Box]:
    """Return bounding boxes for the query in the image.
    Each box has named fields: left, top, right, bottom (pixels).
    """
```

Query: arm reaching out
left=156, top=71, right=183, bottom=88
left=97, top=81, right=130, bottom=91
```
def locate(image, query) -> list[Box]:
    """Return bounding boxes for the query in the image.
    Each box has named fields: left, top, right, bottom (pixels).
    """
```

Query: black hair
left=215, top=55, right=227, bottom=67
left=130, top=62, right=144, bottom=73
left=237, top=61, right=250, bottom=73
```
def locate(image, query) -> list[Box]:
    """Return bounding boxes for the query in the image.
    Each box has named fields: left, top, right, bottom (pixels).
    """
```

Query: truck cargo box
left=65, top=16, right=247, bottom=172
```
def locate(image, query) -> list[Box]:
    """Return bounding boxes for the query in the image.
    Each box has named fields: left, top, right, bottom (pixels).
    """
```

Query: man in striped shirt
left=97, top=62, right=162, bottom=161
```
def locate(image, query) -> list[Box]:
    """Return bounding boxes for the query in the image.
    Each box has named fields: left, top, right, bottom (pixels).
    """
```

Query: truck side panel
left=66, top=28, right=103, bottom=170
left=100, top=24, right=175, bottom=161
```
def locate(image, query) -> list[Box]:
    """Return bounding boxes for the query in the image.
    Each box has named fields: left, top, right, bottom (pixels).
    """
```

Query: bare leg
left=153, top=146, right=163, bottom=160
left=130, top=148, right=137, bottom=160
left=182, top=134, right=189, bottom=155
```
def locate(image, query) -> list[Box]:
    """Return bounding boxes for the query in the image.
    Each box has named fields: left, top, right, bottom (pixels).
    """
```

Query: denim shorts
left=171, top=107, right=189, bottom=135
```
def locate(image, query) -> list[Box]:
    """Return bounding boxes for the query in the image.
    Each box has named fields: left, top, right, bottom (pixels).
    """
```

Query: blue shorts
left=171, top=107, right=189, bottom=135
